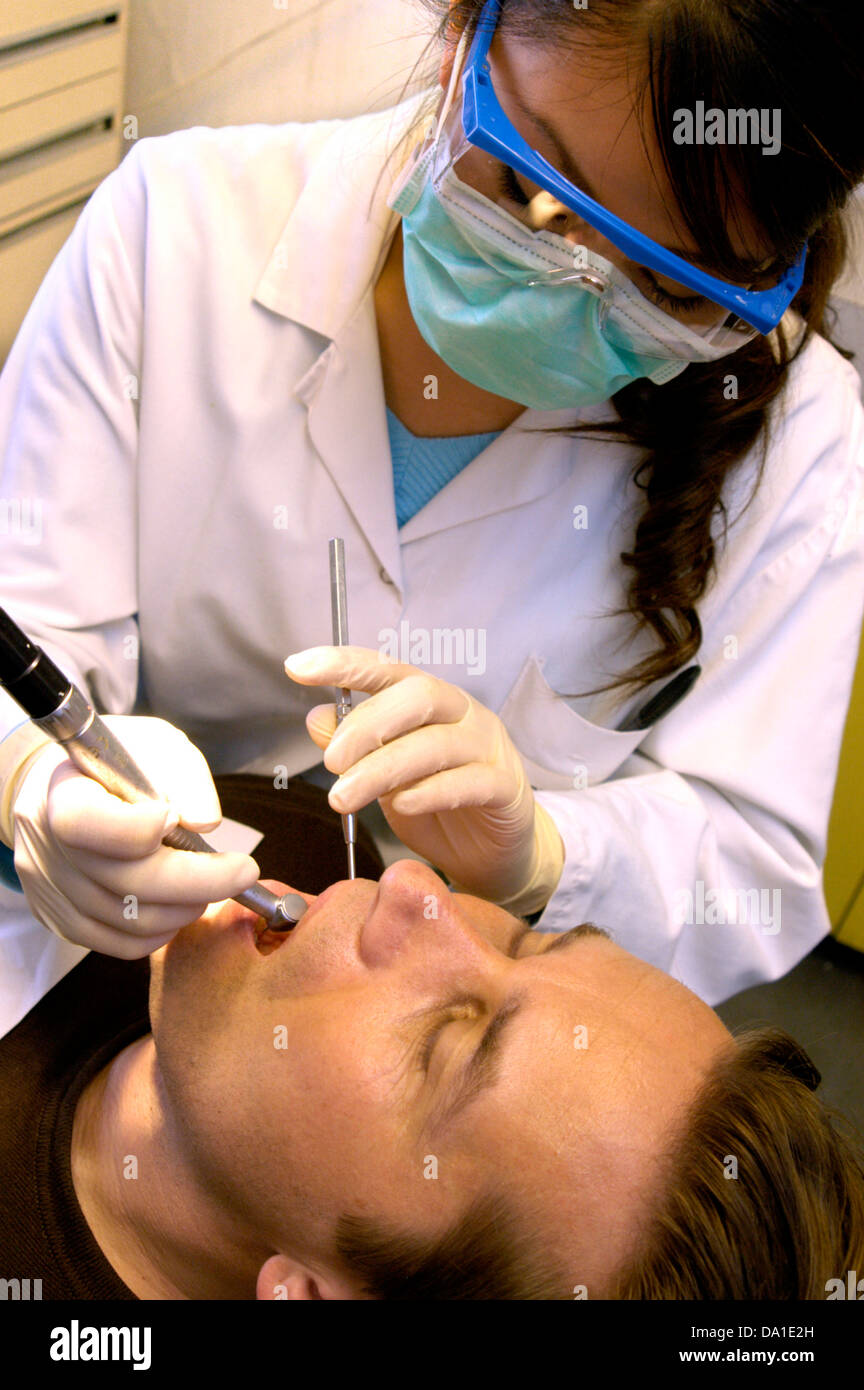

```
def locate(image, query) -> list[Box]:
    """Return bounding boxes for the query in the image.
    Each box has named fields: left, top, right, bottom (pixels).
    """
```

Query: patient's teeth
left=254, top=926, right=289, bottom=956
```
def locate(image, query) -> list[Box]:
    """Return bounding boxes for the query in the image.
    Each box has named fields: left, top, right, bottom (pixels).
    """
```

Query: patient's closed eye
left=417, top=1001, right=480, bottom=1073
left=416, top=923, right=531, bottom=1073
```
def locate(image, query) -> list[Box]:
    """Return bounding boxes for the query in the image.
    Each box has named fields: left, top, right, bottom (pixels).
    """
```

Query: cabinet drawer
left=0, top=3, right=118, bottom=49
left=0, top=24, right=124, bottom=112
left=0, top=69, right=122, bottom=161
left=0, top=126, right=119, bottom=237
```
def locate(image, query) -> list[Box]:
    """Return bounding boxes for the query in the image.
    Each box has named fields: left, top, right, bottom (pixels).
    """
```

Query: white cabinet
left=0, top=3, right=128, bottom=362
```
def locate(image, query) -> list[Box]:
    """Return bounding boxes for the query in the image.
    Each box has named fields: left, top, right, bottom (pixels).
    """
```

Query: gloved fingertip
left=158, top=801, right=180, bottom=835
left=225, top=849, right=258, bottom=873
left=172, top=789, right=222, bottom=834
left=306, top=703, right=338, bottom=741
left=219, top=855, right=261, bottom=896
left=180, top=816, right=221, bottom=834
left=240, top=857, right=262, bottom=887
left=285, top=649, right=323, bottom=678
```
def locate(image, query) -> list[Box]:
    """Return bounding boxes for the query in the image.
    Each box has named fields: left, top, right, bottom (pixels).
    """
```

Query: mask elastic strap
left=433, top=22, right=472, bottom=144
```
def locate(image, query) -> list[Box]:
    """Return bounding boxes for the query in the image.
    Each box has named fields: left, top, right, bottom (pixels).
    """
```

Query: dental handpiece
left=329, top=537, right=357, bottom=881
left=0, top=607, right=307, bottom=931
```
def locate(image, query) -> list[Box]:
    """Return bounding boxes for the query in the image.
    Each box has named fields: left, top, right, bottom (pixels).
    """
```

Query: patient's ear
left=256, top=1253, right=363, bottom=1301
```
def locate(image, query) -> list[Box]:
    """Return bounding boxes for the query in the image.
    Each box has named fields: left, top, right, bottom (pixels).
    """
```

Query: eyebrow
left=508, top=93, right=775, bottom=280
left=423, top=922, right=612, bottom=1140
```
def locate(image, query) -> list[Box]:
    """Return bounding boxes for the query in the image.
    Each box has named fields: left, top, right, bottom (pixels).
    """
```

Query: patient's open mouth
left=253, top=924, right=292, bottom=956
left=248, top=888, right=319, bottom=953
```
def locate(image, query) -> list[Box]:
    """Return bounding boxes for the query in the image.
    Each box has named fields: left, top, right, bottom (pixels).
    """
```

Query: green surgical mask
left=387, top=143, right=694, bottom=412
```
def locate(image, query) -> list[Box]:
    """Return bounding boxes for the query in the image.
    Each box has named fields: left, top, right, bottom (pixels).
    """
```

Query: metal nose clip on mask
left=0, top=605, right=308, bottom=932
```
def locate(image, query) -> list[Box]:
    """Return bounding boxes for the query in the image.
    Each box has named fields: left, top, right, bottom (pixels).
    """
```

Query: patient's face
left=148, top=860, right=733, bottom=1296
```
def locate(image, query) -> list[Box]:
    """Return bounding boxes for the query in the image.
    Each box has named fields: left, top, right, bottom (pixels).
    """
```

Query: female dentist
left=0, top=0, right=863, bottom=1024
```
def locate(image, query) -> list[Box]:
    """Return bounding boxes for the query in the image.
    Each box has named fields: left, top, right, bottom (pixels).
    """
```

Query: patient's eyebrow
left=538, top=922, right=612, bottom=952
left=425, top=922, right=610, bottom=1140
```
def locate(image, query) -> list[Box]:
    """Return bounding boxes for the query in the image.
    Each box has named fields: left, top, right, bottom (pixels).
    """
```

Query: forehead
left=523, top=931, right=731, bottom=1062
left=484, top=28, right=769, bottom=265
left=513, top=932, right=678, bottom=1051
left=431, top=933, right=728, bottom=1159
left=417, top=935, right=648, bottom=1144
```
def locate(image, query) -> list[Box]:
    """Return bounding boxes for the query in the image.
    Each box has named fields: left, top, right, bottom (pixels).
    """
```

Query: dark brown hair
left=331, top=1027, right=864, bottom=1298
left=375, top=0, right=864, bottom=701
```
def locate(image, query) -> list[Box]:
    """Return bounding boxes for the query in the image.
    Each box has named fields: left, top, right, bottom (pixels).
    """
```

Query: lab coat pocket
left=498, top=656, right=646, bottom=791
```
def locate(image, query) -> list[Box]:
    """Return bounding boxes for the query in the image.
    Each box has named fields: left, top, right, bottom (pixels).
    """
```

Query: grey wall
left=832, top=297, right=864, bottom=397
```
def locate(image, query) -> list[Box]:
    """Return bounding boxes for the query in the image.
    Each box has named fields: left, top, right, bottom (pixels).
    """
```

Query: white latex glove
left=0, top=715, right=260, bottom=959
left=284, top=646, right=565, bottom=915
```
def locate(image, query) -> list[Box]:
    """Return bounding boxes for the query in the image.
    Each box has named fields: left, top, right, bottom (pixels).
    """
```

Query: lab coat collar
left=252, top=94, right=602, bottom=585
left=253, top=91, right=432, bottom=342
left=252, top=94, right=427, bottom=593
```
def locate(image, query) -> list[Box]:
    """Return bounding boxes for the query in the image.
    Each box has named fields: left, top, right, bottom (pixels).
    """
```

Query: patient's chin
left=148, top=917, right=209, bottom=1019
left=147, top=914, right=240, bottom=1079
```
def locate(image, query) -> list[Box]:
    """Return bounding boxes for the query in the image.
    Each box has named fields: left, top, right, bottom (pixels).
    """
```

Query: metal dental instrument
left=0, top=605, right=307, bottom=931
left=329, top=537, right=357, bottom=881
left=261, top=537, right=357, bottom=935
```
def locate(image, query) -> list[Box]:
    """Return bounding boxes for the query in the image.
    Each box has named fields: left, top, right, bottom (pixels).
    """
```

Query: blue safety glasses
left=457, top=0, right=807, bottom=335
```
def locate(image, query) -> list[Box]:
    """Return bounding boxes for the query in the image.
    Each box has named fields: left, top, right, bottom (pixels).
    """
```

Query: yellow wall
left=825, top=621, right=864, bottom=949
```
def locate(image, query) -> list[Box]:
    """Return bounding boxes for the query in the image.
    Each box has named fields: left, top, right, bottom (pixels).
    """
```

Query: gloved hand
left=284, top=646, right=565, bottom=915
left=0, top=715, right=260, bottom=959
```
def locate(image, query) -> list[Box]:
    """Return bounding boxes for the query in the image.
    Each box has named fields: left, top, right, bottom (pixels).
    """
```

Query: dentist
left=0, top=0, right=862, bottom=1028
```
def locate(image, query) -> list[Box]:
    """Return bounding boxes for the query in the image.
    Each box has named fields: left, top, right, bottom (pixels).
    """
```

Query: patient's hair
left=332, top=1027, right=864, bottom=1299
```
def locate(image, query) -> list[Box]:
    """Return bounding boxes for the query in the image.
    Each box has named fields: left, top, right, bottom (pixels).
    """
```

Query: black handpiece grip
left=0, top=605, right=305, bottom=929
left=0, top=607, right=70, bottom=719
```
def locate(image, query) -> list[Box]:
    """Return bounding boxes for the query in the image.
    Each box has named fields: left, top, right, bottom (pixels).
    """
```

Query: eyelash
left=417, top=928, right=529, bottom=1072
left=417, top=1003, right=475, bottom=1073
left=497, top=165, right=708, bottom=315
left=499, top=163, right=530, bottom=207
left=641, top=279, right=706, bottom=315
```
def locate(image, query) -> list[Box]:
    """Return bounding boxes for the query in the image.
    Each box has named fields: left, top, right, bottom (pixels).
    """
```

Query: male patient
left=1, top=856, right=862, bottom=1300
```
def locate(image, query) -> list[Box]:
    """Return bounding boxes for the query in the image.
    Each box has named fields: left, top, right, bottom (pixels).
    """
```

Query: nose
left=358, top=859, right=486, bottom=970
left=526, top=190, right=572, bottom=232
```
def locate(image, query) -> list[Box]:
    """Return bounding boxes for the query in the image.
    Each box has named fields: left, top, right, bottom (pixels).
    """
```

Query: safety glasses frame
left=458, top=0, right=807, bottom=334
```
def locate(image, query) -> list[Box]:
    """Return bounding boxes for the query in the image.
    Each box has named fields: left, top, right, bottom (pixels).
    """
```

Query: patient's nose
left=359, top=859, right=474, bottom=968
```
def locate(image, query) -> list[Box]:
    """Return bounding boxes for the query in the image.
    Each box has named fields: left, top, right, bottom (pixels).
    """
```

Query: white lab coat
left=1, top=91, right=863, bottom=1031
